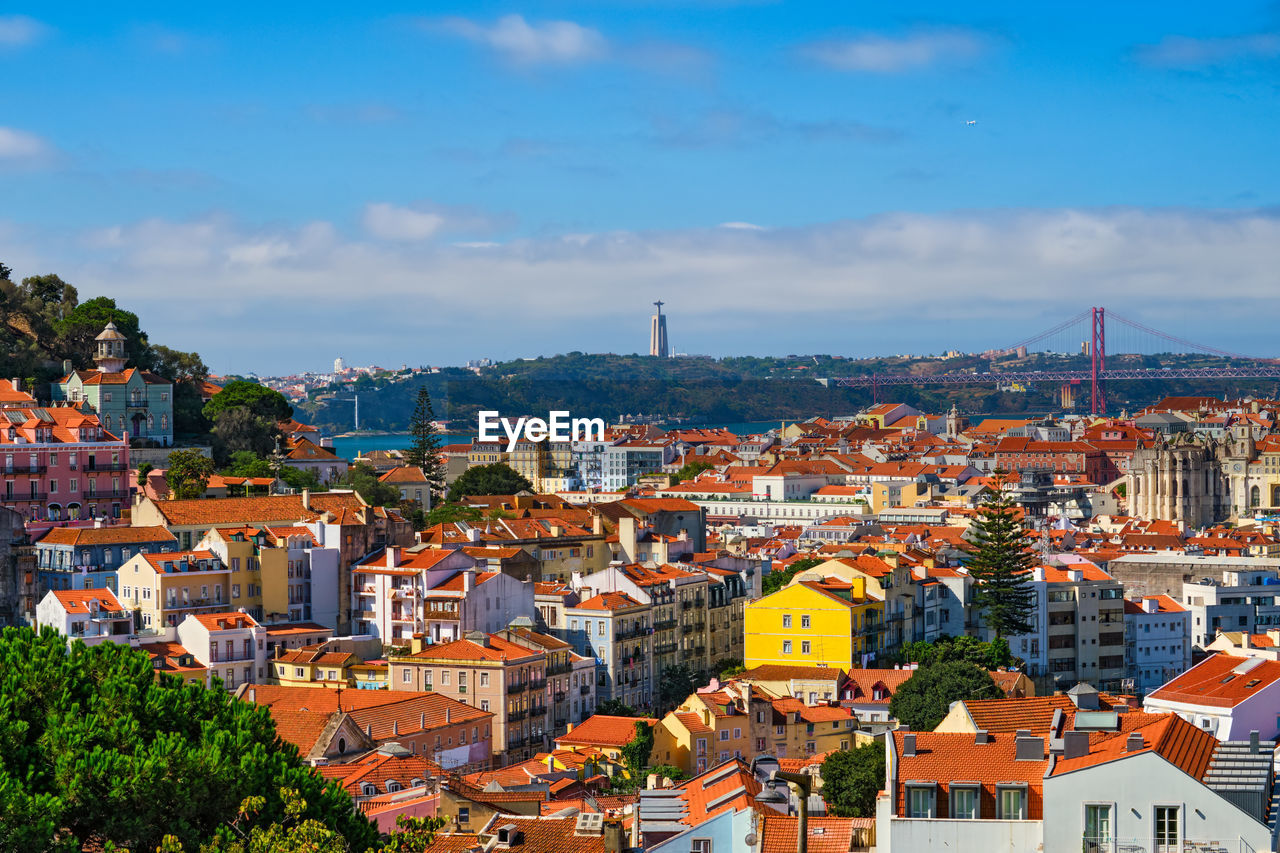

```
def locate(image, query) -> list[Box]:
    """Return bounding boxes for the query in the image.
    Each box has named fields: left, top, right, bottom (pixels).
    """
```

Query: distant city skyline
left=2, top=3, right=1279, bottom=374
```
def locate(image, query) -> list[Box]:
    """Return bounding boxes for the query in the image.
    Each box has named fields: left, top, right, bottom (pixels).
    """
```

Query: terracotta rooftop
left=49, top=587, right=124, bottom=614
left=1147, top=653, right=1280, bottom=708
left=37, top=525, right=176, bottom=547
left=760, top=816, right=860, bottom=853
left=556, top=715, right=656, bottom=748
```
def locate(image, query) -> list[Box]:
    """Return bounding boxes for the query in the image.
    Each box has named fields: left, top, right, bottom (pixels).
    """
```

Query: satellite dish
left=744, top=834, right=758, bottom=846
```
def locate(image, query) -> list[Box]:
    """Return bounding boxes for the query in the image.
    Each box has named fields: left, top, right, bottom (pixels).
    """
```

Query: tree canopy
left=821, top=744, right=885, bottom=818
left=204, top=380, right=293, bottom=423
left=341, top=462, right=400, bottom=507
left=446, top=463, right=532, bottom=502
left=899, top=635, right=1016, bottom=671
left=887, top=661, right=1004, bottom=732
left=761, top=556, right=824, bottom=596
left=166, top=449, right=215, bottom=499
left=967, top=473, right=1038, bottom=638
left=656, top=663, right=698, bottom=714
left=0, top=627, right=378, bottom=853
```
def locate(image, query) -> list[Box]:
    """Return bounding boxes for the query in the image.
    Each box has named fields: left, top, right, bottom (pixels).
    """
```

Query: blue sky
left=3, top=2, right=1279, bottom=374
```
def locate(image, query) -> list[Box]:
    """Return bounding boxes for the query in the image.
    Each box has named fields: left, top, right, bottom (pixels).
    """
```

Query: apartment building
left=116, top=549, right=230, bottom=632
left=562, top=591, right=654, bottom=711
left=34, top=587, right=132, bottom=646
left=744, top=576, right=882, bottom=669
left=1123, top=594, right=1191, bottom=695
left=175, top=610, right=267, bottom=690
left=34, top=525, right=176, bottom=594
left=390, top=632, right=548, bottom=764
left=1180, top=567, right=1280, bottom=649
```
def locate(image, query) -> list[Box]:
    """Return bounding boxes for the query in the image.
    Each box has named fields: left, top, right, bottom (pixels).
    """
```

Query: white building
left=1181, top=567, right=1280, bottom=649
left=1123, top=594, right=1191, bottom=695
left=35, top=588, right=132, bottom=646
left=1043, top=712, right=1276, bottom=853
left=175, top=610, right=267, bottom=691
left=1144, top=652, right=1280, bottom=740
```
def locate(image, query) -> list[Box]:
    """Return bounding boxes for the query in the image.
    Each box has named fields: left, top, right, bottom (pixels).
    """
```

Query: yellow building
left=269, top=644, right=359, bottom=688
left=116, top=549, right=230, bottom=631
left=744, top=576, right=882, bottom=669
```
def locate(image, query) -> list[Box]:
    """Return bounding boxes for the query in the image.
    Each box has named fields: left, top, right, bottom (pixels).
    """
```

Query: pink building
left=0, top=405, right=130, bottom=524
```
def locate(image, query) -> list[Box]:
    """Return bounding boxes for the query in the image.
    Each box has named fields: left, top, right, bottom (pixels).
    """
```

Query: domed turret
left=94, top=322, right=128, bottom=374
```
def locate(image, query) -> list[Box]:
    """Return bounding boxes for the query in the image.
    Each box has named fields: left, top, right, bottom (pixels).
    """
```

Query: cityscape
left=4, top=3, right=1280, bottom=853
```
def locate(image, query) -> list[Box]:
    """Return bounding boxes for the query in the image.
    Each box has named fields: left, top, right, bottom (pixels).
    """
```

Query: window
left=1154, top=806, right=1180, bottom=852
left=782, top=614, right=792, bottom=628
left=906, top=785, right=935, bottom=819
left=782, top=640, right=792, bottom=654
left=691, top=840, right=712, bottom=853
left=402, top=669, right=411, bottom=683
left=801, top=641, right=811, bottom=654
left=951, top=786, right=978, bottom=819
left=458, top=807, right=469, bottom=824
left=720, top=730, right=729, bottom=741
left=801, top=615, right=810, bottom=629
left=480, top=672, right=489, bottom=687
left=1085, top=804, right=1113, bottom=848
left=996, top=786, right=1026, bottom=820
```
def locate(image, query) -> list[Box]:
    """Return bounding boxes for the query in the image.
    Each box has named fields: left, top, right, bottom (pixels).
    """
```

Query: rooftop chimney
left=1143, top=597, right=1159, bottom=613
left=1015, top=735, right=1044, bottom=761
left=301, top=489, right=311, bottom=511
left=420, top=712, right=426, bottom=730
left=392, top=720, right=399, bottom=736
left=1251, top=730, right=1261, bottom=754
left=1125, top=733, right=1145, bottom=752
left=386, top=546, right=401, bottom=568
left=1063, top=730, right=1090, bottom=760
left=902, top=733, right=916, bottom=757
left=446, top=707, right=452, bottom=724
left=463, top=568, right=476, bottom=593
left=247, top=688, right=256, bottom=703
left=1067, top=568, right=1083, bottom=582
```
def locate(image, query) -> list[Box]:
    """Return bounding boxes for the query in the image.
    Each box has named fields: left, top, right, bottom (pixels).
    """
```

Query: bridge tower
left=1091, top=307, right=1106, bottom=416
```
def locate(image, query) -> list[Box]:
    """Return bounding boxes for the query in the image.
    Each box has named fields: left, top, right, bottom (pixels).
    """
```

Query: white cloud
left=10, top=206, right=1280, bottom=372
left=0, top=127, right=50, bottom=161
left=719, top=221, right=767, bottom=230
left=1136, top=33, right=1280, bottom=68
left=436, top=14, right=607, bottom=65
left=803, top=29, right=987, bottom=73
left=363, top=203, right=447, bottom=242
left=0, top=15, right=46, bottom=48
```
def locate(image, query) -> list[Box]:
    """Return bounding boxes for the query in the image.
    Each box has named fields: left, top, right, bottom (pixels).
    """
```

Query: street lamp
left=754, top=770, right=813, bottom=853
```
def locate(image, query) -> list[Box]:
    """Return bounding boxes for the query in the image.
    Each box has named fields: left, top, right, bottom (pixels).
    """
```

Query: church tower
left=94, top=322, right=128, bottom=374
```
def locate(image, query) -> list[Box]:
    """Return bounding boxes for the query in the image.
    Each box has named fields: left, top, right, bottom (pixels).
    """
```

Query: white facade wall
left=1043, top=751, right=1273, bottom=853
left=1125, top=606, right=1191, bottom=695
left=460, top=573, right=535, bottom=635
left=1143, top=684, right=1280, bottom=741
left=875, top=794, right=1043, bottom=853
left=175, top=615, right=267, bottom=690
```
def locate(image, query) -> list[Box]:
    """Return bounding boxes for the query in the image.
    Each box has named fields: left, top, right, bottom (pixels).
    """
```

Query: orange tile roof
left=406, top=634, right=542, bottom=663
left=671, top=758, right=763, bottom=825
left=843, top=669, right=916, bottom=704
left=556, top=715, right=656, bottom=748
left=575, top=591, right=644, bottom=611
left=37, top=525, right=176, bottom=546
left=740, top=664, right=847, bottom=682
left=1147, top=653, right=1280, bottom=708
left=149, top=492, right=365, bottom=527
left=760, top=816, right=860, bottom=853
left=892, top=731, right=1047, bottom=818
left=673, top=711, right=713, bottom=734
left=191, top=611, right=259, bottom=631
left=245, top=684, right=491, bottom=742
left=50, top=587, right=124, bottom=614
left=1052, top=713, right=1217, bottom=779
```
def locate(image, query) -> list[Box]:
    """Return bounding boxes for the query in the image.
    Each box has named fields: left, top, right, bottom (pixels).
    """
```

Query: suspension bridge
left=833, top=307, right=1280, bottom=415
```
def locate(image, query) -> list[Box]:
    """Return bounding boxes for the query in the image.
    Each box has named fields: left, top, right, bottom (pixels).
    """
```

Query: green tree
left=595, top=698, right=637, bottom=717
left=56, top=295, right=150, bottom=369
left=887, top=661, right=1003, bottom=732
left=620, top=720, right=654, bottom=775
left=166, top=449, right=215, bottom=499
left=280, top=466, right=322, bottom=492
left=340, top=462, right=400, bottom=507
left=424, top=502, right=483, bottom=528
left=225, top=450, right=275, bottom=479
left=211, top=408, right=280, bottom=465
left=404, top=386, right=446, bottom=502
left=380, top=815, right=448, bottom=853
left=204, top=380, right=293, bottom=422
left=151, top=344, right=209, bottom=383
left=657, top=663, right=698, bottom=714
left=447, top=463, right=533, bottom=502
left=136, top=461, right=154, bottom=487
left=900, top=635, right=1016, bottom=670
left=0, top=627, right=378, bottom=853
left=671, top=458, right=713, bottom=484
left=714, top=657, right=745, bottom=681
left=821, top=744, right=885, bottom=818
left=762, top=556, right=824, bottom=596
left=967, top=473, right=1037, bottom=637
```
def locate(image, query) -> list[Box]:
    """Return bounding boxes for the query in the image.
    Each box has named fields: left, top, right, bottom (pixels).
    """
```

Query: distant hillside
left=299, top=351, right=1280, bottom=434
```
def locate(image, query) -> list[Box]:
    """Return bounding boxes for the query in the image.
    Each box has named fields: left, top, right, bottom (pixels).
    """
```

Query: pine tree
left=405, top=385, right=446, bottom=504
left=968, top=471, right=1037, bottom=637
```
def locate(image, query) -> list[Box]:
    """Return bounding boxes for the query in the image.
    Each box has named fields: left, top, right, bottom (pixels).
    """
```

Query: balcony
left=508, top=709, right=528, bottom=722
left=85, top=461, right=128, bottom=472
left=681, top=601, right=694, bottom=611
left=356, top=610, right=377, bottom=621
left=507, top=736, right=528, bottom=749
left=546, top=662, right=573, bottom=676
left=694, top=645, right=706, bottom=656
left=528, top=679, right=547, bottom=691
left=554, top=691, right=566, bottom=702
left=655, top=642, right=678, bottom=655
left=579, top=684, right=591, bottom=696
left=885, top=611, right=903, bottom=623
left=682, top=625, right=695, bottom=635
left=3, top=464, right=46, bottom=475
left=85, top=490, right=131, bottom=501
left=90, top=610, right=130, bottom=621
left=654, top=619, right=678, bottom=631
left=507, top=682, right=526, bottom=694
left=6, top=492, right=47, bottom=502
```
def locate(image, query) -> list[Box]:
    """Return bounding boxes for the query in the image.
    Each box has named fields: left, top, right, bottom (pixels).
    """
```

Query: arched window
left=161, top=414, right=168, bottom=430
left=1272, top=486, right=1280, bottom=508
left=1251, top=486, right=1261, bottom=508
left=337, top=737, right=346, bottom=753
left=386, top=780, right=402, bottom=793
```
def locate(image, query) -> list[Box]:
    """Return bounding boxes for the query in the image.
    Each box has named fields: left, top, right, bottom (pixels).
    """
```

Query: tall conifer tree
left=968, top=471, right=1037, bottom=637
left=405, top=385, right=446, bottom=504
